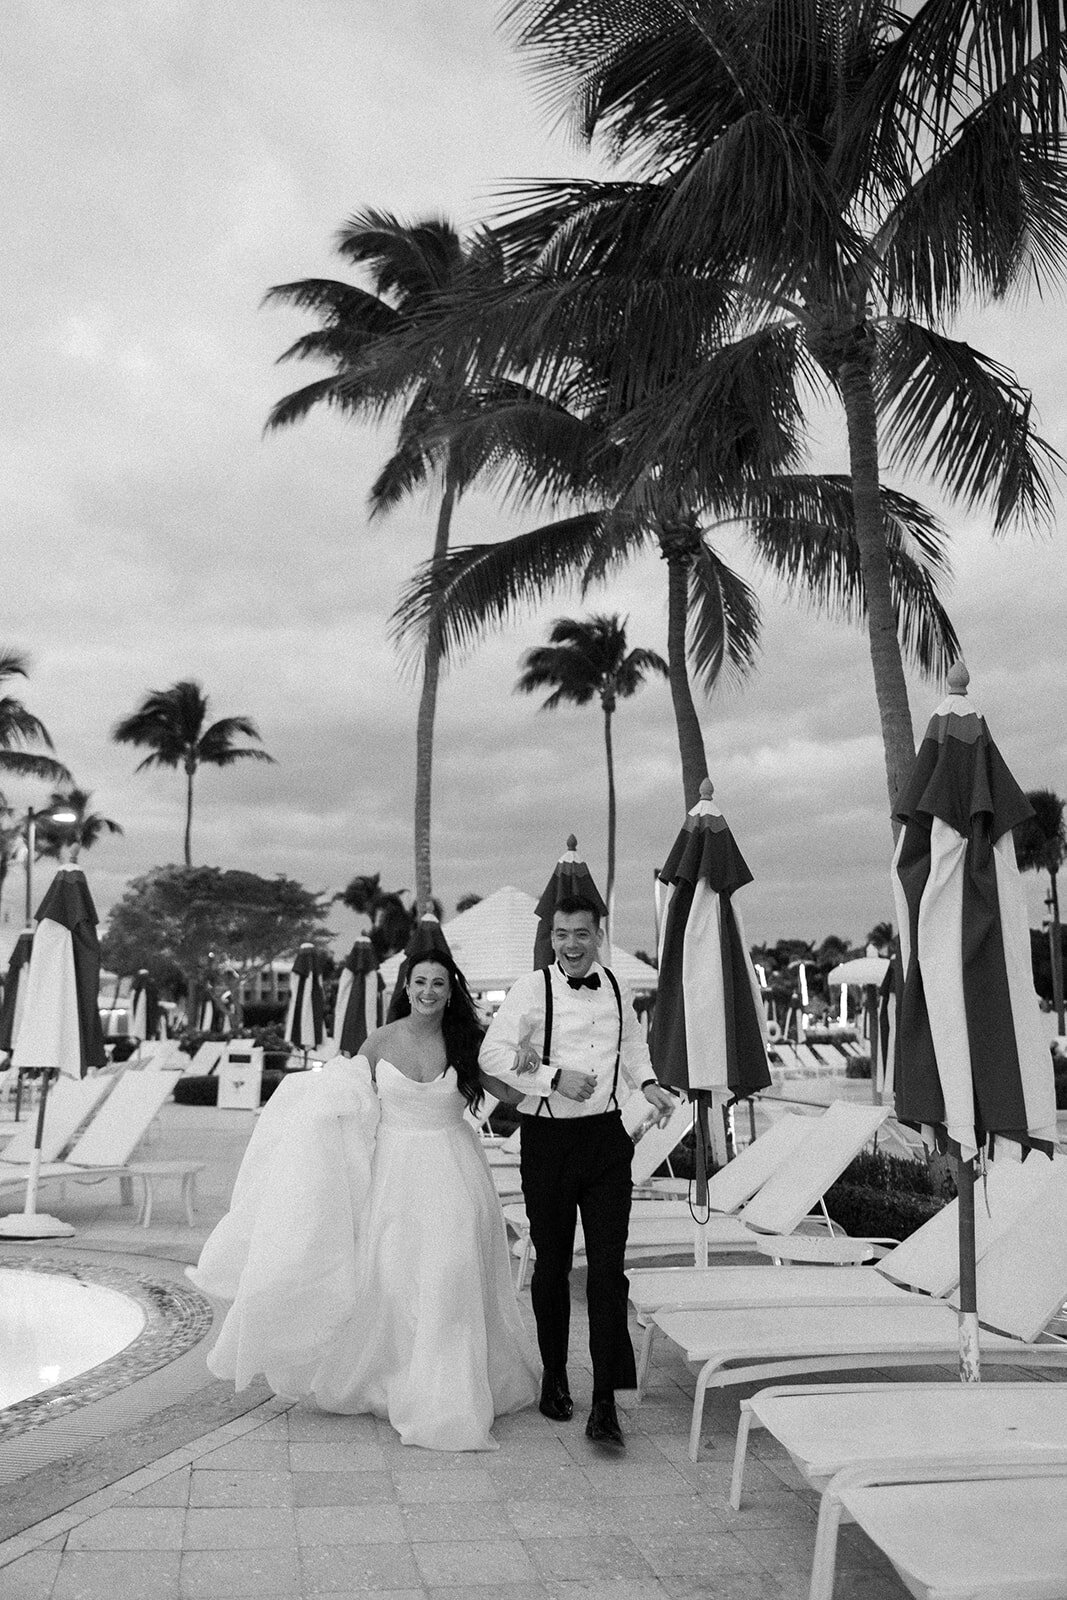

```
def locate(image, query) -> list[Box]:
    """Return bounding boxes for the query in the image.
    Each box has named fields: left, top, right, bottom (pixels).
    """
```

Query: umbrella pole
left=0, top=1067, right=75, bottom=1240
left=865, top=987, right=880, bottom=1104
left=956, top=1154, right=981, bottom=1383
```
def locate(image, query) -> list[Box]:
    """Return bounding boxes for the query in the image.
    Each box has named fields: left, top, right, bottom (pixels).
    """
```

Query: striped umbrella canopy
left=890, top=661, right=1056, bottom=1378
left=4, top=865, right=107, bottom=1238
left=533, top=836, right=608, bottom=969
left=130, top=969, right=163, bottom=1041
left=285, top=943, right=327, bottom=1052
left=333, top=935, right=382, bottom=1056
left=651, top=779, right=770, bottom=1201
left=0, top=929, right=34, bottom=1056
left=386, top=914, right=454, bottom=1019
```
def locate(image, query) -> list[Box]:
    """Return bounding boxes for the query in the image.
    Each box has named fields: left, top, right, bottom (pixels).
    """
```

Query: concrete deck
left=1, top=1097, right=1063, bottom=1600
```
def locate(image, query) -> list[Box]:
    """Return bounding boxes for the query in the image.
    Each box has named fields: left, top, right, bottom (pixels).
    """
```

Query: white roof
left=379, top=885, right=658, bottom=994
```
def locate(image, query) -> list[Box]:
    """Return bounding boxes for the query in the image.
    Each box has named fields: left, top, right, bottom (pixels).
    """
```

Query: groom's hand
left=642, top=1082, right=676, bottom=1127
left=555, top=1068, right=597, bottom=1102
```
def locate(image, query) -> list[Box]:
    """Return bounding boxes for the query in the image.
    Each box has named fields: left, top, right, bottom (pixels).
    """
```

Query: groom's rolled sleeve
left=617, top=976, right=657, bottom=1093
left=479, top=973, right=555, bottom=1099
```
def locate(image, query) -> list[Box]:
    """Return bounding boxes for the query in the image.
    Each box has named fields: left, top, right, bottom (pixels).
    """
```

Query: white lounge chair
left=506, top=1102, right=887, bottom=1289
left=809, top=1452, right=1067, bottom=1600
left=731, top=1379, right=1067, bottom=1509
left=631, top=1155, right=1053, bottom=1388
left=651, top=1155, right=1067, bottom=1459
left=0, top=1070, right=201, bottom=1227
left=0, top=1075, right=113, bottom=1164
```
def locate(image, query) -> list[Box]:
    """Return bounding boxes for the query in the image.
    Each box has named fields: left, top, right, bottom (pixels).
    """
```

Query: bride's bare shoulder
left=362, top=1020, right=403, bottom=1066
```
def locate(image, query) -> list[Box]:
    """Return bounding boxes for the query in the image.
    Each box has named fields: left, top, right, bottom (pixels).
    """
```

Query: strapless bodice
left=374, top=1058, right=467, bottom=1133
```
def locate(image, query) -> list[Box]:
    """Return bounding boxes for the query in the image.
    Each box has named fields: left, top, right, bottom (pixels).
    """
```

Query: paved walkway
left=0, top=1098, right=1063, bottom=1599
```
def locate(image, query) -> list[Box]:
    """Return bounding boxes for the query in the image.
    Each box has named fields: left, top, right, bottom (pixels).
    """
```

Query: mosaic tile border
left=0, top=1254, right=213, bottom=1443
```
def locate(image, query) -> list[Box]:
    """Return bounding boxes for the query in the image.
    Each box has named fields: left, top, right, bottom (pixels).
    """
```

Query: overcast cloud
left=3, top=0, right=1064, bottom=959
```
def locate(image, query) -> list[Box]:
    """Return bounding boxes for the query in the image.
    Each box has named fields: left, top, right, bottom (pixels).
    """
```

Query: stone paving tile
left=65, top=1506, right=186, bottom=1550
left=525, top=1536, right=655, bottom=1584
left=413, top=1538, right=537, bottom=1587
left=183, top=1506, right=299, bottom=1548
left=0, top=1550, right=62, bottom=1599
left=299, top=1541, right=422, bottom=1592
left=542, top=1580, right=670, bottom=1600
left=287, top=1410, right=381, bottom=1443
left=290, top=1442, right=387, bottom=1473
left=188, top=1468, right=295, bottom=1506
left=393, top=1468, right=501, bottom=1504
left=196, top=1437, right=292, bottom=1470
left=295, top=1505, right=407, bottom=1545
left=51, top=1548, right=182, bottom=1600
left=634, top=1531, right=772, bottom=1579
left=503, top=1499, right=625, bottom=1540
left=484, top=1462, right=594, bottom=1502
left=123, top=1466, right=192, bottom=1507
left=401, top=1503, right=518, bottom=1542
left=578, top=1463, right=691, bottom=1498
left=657, top=1577, right=786, bottom=1600
left=179, top=1545, right=301, bottom=1597
left=424, top=1585, right=548, bottom=1600
left=292, top=1471, right=398, bottom=1507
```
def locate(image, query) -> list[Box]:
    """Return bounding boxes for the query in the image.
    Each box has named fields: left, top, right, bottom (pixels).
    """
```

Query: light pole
left=23, top=802, right=78, bottom=922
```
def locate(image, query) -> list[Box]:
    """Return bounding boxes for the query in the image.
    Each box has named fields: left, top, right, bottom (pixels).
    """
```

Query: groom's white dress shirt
left=479, top=961, right=656, bottom=1119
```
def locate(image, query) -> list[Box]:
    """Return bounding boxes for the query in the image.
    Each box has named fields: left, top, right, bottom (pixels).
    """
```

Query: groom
left=480, top=895, right=674, bottom=1449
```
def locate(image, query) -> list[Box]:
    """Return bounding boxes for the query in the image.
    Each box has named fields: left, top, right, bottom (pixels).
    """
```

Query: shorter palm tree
left=0, top=648, right=72, bottom=785
left=112, top=681, right=274, bottom=867
left=35, top=788, right=123, bottom=863
left=516, top=613, right=667, bottom=925
left=1016, top=789, right=1066, bottom=1034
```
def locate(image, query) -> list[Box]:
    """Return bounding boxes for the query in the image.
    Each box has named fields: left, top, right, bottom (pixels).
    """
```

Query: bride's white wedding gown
left=189, top=1055, right=540, bottom=1451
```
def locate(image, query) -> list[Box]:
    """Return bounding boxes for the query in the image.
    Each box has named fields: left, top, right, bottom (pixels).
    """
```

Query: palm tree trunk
left=414, top=476, right=457, bottom=914
left=184, top=764, right=195, bottom=868
left=837, top=340, right=917, bottom=821
left=662, top=544, right=709, bottom=808
left=603, top=700, right=617, bottom=933
left=1049, top=869, right=1065, bottom=1035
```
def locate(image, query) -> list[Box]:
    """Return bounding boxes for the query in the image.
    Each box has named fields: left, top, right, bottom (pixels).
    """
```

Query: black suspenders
left=536, top=967, right=624, bottom=1117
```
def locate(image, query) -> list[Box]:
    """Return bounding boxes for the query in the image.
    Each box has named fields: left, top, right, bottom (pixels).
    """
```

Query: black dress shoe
left=585, top=1398, right=625, bottom=1449
left=539, top=1374, right=573, bottom=1421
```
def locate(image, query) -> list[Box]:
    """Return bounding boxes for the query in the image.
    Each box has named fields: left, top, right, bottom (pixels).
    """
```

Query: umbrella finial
left=566, top=834, right=577, bottom=852
left=698, top=778, right=715, bottom=801
left=948, top=659, right=970, bottom=695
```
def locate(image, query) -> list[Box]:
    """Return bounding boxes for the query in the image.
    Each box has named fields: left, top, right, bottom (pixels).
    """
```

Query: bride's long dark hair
left=388, top=953, right=485, bottom=1111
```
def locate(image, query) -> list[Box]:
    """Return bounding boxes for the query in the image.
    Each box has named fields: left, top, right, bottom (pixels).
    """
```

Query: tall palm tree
left=0, top=648, right=72, bottom=786
left=516, top=613, right=667, bottom=919
left=35, top=787, right=123, bottom=863
left=1016, top=788, right=1066, bottom=1033
left=415, top=0, right=1066, bottom=814
left=112, top=681, right=274, bottom=867
left=265, top=212, right=516, bottom=913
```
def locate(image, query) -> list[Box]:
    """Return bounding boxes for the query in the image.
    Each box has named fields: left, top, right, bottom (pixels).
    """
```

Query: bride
left=189, top=944, right=540, bottom=1451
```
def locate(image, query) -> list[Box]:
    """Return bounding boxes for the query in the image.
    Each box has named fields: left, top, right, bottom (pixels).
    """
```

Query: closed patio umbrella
left=0, top=928, right=33, bottom=1057
left=891, top=661, right=1056, bottom=1379
left=651, top=779, right=771, bottom=1205
left=2, top=865, right=108, bottom=1239
left=532, top=835, right=608, bottom=969
left=130, top=968, right=164, bottom=1041
left=285, top=943, right=326, bottom=1055
left=332, top=936, right=382, bottom=1056
left=827, top=955, right=892, bottom=1100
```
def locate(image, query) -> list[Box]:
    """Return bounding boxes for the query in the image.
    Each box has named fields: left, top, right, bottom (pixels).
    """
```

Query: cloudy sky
left=3, top=0, right=1065, bottom=959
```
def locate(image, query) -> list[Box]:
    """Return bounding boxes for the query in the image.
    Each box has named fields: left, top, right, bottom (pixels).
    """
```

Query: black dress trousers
left=519, top=1108, right=637, bottom=1393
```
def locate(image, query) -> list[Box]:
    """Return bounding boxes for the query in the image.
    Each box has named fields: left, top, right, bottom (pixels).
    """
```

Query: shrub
left=171, top=1068, right=289, bottom=1106
left=845, top=1053, right=872, bottom=1079
left=824, top=1183, right=943, bottom=1240
left=1055, top=1067, right=1067, bottom=1110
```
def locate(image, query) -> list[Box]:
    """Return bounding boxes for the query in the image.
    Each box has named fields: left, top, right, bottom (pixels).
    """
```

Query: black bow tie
left=565, top=971, right=600, bottom=991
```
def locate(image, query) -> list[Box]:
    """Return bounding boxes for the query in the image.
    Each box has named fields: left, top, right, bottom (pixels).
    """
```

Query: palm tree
left=335, top=871, right=442, bottom=961
left=35, top=788, right=123, bottom=863
left=1016, top=789, right=1066, bottom=1034
left=112, top=681, right=274, bottom=866
left=423, top=0, right=1066, bottom=814
left=265, top=212, right=518, bottom=913
left=0, top=648, right=72, bottom=786
left=516, top=613, right=667, bottom=920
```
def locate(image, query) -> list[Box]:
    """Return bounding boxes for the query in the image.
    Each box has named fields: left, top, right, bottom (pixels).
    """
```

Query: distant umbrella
left=827, top=955, right=892, bottom=1098
left=891, top=661, right=1056, bottom=1379
left=652, top=780, right=770, bottom=1204
left=0, top=928, right=33, bottom=1056
left=333, top=936, right=382, bottom=1056
left=3, top=865, right=107, bottom=1239
left=533, top=836, right=608, bottom=968
left=130, top=969, right=163, bottom=1041
left=285, top=943, right=326, bottom=1053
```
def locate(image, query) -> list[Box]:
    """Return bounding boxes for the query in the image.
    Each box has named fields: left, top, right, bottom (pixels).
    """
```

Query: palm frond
left=876, top=319, right=1062, bottom=530
left=686, top=544, right=761, bottom=693
left=0, top=649, right=30, bottom=684
left=334, top=210, right=466, bottom=304
left=0, top=751, right=74, bottom=784
left=0, top=700, right=58, bottom=751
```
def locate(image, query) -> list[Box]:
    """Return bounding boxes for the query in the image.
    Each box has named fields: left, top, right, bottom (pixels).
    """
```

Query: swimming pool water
left=0, top=1268, right=146, bottom=1410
